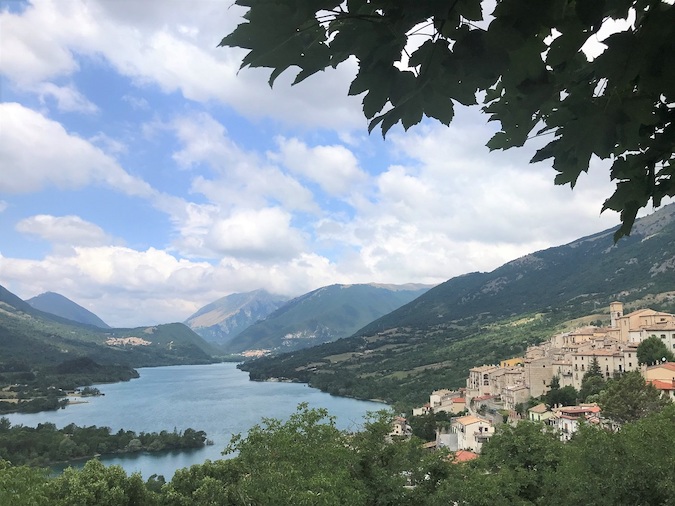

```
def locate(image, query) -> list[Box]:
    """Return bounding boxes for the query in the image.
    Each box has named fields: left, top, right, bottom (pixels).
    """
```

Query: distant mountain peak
left=185, top=289, right=289, bottom=345
left=223, top=283, right=433, bottom=354
left=27, top=292, right=110, bottom=329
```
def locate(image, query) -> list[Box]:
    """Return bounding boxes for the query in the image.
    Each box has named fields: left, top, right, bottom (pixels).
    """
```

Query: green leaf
left=424, top=91, right=454, bottom=126
left=363, top=86, right=390, bottom=119
left=455, top=0, right=483, bottom=22
left=486, top=132, right=512, bottom=151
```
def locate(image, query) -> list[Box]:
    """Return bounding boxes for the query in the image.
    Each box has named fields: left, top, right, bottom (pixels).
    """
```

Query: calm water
left=4, top=362, right=386, bottom=478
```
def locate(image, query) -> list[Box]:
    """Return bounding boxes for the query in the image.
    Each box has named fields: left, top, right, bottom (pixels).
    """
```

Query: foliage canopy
left=597, top=370, right=670, bottom=424
left=2, top=404, right=675, bottom=505
left=636, top=334, right=675, bottom=364
left=222, top=0, right=675, bottom=239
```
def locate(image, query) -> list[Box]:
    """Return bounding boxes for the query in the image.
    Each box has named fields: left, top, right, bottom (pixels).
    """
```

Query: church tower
left=610, top=301, right=623, bottom=328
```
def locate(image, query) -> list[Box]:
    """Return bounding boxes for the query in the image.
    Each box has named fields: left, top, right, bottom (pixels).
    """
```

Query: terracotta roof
left=451, top=397, right=465, bottom=403
left=641, top=324, right=675, bottom=331
left=454, top=415, right=487, bottom=426
left=648, top=380, right=675, bottom=390
left=528, top=403, right=548, bottom=414
left=453, top=450, right=479, bottom=463
left=555, top=405, right=601, bottom=415
left=623, top=309, right=656, bottom=317
left=647, top=362, right=675, bottom=372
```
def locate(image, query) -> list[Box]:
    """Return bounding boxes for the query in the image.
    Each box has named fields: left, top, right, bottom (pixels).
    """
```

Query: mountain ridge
left=238, top=204, right=675, bottom=407
left=27, top=292, right=110, bottom=329
left=185, top=289, right=289, bottom=345
left=0, top=285, right=218, bottom=369
left=224, top=283, right=434, bottom=354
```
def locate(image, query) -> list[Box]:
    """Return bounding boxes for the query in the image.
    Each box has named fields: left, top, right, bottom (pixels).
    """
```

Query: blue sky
left=1, top=0, right=667, bottom=327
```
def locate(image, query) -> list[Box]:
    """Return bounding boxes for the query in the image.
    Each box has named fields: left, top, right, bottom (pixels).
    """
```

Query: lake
left=4, top=362, right=387, bottom=478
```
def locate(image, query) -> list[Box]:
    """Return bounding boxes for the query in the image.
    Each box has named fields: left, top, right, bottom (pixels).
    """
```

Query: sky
left=0, top=0, right=669, bottom=328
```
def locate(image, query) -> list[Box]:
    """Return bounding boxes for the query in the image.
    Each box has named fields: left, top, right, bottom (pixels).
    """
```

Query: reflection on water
left=5, top=362, right=386, bottom=478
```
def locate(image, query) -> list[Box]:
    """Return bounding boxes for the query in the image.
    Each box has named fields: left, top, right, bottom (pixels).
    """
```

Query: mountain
left=185, top=290, right=289, bottom=345
left=224, top=283, right=433, bottom=354
left=357, top=204, right=675, bottom=336
left=27, top=292, right=110, bottom=329
left=0, top=284, right=218, bottom=369
left=239, top=204, right=675, bottom=407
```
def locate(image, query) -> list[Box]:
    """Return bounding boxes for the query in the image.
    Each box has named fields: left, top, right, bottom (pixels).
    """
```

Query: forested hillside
left=27, top=292, right=110, bottom=328
left=240, top=205, right=675, bottom=408
left=224, top=283, right=431, bottom=354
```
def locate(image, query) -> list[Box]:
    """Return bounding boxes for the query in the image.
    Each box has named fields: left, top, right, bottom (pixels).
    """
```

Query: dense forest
left=1, top=403, right=673, bottom=505
left=0, top=418, right=208, bottom=467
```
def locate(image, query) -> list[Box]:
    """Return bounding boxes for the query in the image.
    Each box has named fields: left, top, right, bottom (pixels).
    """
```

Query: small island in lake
left=0, top=418, right=209, bottom=467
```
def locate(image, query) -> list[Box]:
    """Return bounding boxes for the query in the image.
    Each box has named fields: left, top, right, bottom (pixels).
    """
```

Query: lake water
left=4, top=362, right=387, bottom=479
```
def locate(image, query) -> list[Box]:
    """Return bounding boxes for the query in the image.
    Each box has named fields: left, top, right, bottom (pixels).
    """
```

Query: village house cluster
left=410, top=303, right=675, bottom=456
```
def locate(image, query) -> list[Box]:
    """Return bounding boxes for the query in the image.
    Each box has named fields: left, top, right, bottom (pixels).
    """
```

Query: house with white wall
left=450, top=415, right=494, bottom=453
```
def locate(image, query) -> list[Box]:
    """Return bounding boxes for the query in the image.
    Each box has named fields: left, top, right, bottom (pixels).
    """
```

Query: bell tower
left=609, top=301, right=623, bottom=328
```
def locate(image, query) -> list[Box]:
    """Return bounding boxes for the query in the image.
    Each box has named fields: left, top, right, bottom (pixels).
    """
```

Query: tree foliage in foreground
left=597, top=369, right=670, bottom=424
left=222, top=0, right=675, bottom=239
left=2, top=404, right=674, bottom=505
left=636, top=334, right=675, bottom=365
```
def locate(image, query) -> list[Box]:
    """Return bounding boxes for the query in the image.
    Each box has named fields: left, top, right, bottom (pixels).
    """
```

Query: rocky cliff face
left=185, top=290, right=288, bottom=345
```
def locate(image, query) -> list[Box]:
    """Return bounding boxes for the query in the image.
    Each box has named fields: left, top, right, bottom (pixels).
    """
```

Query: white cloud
left=0, top=244, right=339, bottom=327
left=169, top=112, right=317, bottom=213
left=88, top=132, right=127, bottom=155
left=15, top=215, right=114, bottom=247
left=271, top=137, right=368, bottom=196
left=0, top=201, right=7, bottom=213
left=206, top=208, right=306, bottom=262
left=1, top=0, right=658, bottom=331
left=0, top=102, right=154, bottom=197
left=0, top=1, right=89, bottom=84
left=308, top=108, right=623, bottom=283
left=0, top=0, right=363, bottom=130
left=33, top=82, right=98, bottom=114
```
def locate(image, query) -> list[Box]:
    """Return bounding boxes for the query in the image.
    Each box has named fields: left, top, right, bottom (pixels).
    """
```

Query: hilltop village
left=408, top=302, right=675, bottom=457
